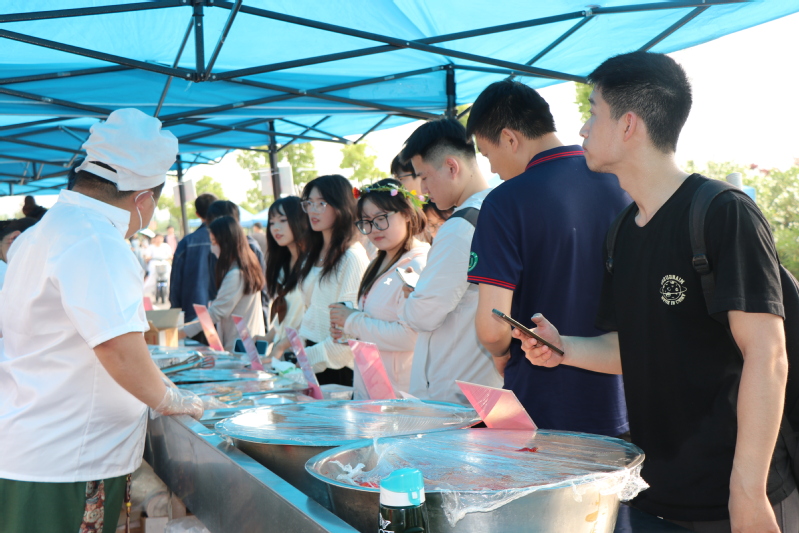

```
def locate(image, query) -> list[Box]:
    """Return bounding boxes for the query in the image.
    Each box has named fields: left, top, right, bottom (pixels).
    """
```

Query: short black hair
left=587, top=51, right=692, bottom=154
left=390, top=154, right=415, bottom=177
left=252, top=222, right=263, bottom=229
left=400, top=118, right=475, bottom=166
left=206, top=200, right=239, bottom=223
left=72, top=161, right=164, bottom=201
left=466, top=80, right=556, bottom=143
left=194, top=193, right=218, bottom=219
left=0, top=217, right=38, bottom=241
left=67, top=158, right=84, bottom=191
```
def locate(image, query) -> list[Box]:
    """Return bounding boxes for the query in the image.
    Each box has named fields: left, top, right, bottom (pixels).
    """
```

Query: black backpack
left=605, top=179, right=799, bottom=478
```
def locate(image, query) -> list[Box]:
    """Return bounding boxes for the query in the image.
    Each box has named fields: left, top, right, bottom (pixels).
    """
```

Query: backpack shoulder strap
left=450, top=207, right=480, bottom=227
left=689, top=179, right=745, bottom=319
left=605, top=202, right=638, bottom=274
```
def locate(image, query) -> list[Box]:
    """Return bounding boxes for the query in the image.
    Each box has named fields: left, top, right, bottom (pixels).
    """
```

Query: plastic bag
left=164, top=516, right=211, bottom=533
left=310, top=429, right=648, bottom=527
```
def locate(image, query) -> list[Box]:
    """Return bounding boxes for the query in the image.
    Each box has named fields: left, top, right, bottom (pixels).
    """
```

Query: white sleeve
left=55, top=236, right=148, bottom=348
left=344, top=311, right=417, bottom=352
left=398, top=220, right=471, bottom=332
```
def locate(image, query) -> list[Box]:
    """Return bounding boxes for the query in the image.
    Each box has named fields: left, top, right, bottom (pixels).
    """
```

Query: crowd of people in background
left=2, top=50, right=795, bottom=533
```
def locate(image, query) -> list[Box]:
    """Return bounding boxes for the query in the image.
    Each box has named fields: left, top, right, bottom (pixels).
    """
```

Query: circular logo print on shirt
left=469, top=252, right=478, bottom=272
left=660, top=275, right=687, bottom=305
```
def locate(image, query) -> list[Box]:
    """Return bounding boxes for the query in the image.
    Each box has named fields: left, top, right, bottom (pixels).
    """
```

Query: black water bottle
left=378, top=468, right=429, bottom=533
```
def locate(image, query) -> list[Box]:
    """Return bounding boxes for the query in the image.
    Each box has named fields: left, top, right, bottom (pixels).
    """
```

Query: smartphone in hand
left=491, top=309, right=564, bottom=355
left=395, top=267, right=420, bottom=288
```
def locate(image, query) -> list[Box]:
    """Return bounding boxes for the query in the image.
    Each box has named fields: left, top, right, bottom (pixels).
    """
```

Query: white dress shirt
left=0, top=190, right=149, bottom=482
left=399, top=189, right=503, bottom=405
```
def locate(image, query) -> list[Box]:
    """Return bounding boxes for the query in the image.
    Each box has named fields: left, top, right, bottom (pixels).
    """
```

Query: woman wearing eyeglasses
left=329, top=179, right=430, bottom=398
left=298, top=175, right=369, bottom=386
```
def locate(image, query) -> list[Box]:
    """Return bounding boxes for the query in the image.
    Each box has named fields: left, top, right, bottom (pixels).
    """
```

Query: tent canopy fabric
left=1, top=0, right=798, bottom=196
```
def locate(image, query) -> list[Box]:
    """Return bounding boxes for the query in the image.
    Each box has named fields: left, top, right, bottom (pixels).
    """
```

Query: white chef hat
left=76, top=108, right=178, bottom=191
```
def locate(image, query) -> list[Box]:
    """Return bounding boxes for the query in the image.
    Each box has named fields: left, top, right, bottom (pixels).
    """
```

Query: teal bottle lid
left=379, top=468, right=426, bottom=507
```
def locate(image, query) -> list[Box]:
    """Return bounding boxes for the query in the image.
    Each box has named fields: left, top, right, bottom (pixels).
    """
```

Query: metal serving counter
left=144, top=415, right=689, bottom=533
left=144, top=414, right=358, bottom=533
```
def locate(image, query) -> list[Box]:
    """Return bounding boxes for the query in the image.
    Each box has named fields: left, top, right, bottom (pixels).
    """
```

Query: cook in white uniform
left=0, top=108, right=203, bottom=533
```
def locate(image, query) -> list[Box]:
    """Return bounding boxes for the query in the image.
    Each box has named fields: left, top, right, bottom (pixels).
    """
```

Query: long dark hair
left=300, top=174, right=358, bottom=282
left=209, top=216, right=265, bottom=295
left=357, top=179, right=426, bottom=299
left=265, top=197, right=308, bottom=322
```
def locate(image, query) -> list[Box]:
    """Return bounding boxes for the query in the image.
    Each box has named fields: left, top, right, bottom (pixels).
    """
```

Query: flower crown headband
left=353, top=183, right=426, bottom=209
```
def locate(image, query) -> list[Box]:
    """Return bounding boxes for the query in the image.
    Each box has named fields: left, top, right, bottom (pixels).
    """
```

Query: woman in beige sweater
left=297, top=175, right=369, bottom=386
left=183, top=216, right=265, bottom=351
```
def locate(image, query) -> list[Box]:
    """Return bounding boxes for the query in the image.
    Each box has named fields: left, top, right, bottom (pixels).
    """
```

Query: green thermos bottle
left=378, top=468, right=430, bottom=533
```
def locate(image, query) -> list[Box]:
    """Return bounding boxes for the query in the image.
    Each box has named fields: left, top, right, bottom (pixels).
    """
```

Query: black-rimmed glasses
left=355, top=212, right=395, bottom=235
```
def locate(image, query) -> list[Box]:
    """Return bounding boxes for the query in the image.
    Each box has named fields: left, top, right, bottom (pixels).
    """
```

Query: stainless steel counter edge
left=144, top=414, right=358, bottom=533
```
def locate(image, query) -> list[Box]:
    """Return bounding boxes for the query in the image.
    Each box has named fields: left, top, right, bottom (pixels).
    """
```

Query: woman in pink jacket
left=330, top=179, right=429, bottom=398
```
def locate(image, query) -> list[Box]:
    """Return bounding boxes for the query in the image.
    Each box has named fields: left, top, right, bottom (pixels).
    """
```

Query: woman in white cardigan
left=298, top=175, right=369, bottom=386
left=183, top=216, right=265, bottom=351
left=330, top=179, right=430, bottom=398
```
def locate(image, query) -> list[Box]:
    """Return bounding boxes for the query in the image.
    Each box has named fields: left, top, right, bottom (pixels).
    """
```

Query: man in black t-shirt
left=515, top=51, right=798, bottom=533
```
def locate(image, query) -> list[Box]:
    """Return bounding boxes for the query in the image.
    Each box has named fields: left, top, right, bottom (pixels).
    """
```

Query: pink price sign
left=192, top=304, right=224, bottom=352
left=349, top=340, right=396, bottom=400
left=456, top=380, right=537, bottom=430
left=285, top=327, right=323, bottom=400
left=231, top=315, right=264, bottom=371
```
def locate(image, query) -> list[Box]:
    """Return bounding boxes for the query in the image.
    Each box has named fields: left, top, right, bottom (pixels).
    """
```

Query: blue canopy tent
left=1, top=0, right=798, bottom=230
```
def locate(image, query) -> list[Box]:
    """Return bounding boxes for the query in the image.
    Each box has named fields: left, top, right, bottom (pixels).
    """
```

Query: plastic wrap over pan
left=215, top=400, right=479, bottom=446
left=307, top=429, right=647, bottom=533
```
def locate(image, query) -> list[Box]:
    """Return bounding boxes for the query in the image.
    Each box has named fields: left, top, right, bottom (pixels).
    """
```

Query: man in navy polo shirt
left=466, top=80, right=629, bottom=437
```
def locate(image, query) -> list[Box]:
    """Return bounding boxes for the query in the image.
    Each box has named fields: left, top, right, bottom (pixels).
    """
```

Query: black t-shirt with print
left=596, top=174, right=795, bottom=521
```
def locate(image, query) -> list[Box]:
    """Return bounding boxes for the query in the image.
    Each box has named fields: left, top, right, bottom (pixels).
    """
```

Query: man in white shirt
left=398, top=118, right=503, bottom=405
left=0, top=108, right=203, bottom=533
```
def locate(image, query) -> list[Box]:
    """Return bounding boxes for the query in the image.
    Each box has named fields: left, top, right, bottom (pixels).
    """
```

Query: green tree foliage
left=157, top=175, right=226, bottom=235
left=340, top=143, right=387, bottom=184
left=685, top=160, right=799, bottom=278
left=237, top=143, right=317, bottom=211
left=575, top=82, right=592, bottom=123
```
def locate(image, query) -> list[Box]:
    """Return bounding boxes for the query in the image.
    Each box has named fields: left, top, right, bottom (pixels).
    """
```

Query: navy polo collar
left=525, top=145, right=585, bottom=171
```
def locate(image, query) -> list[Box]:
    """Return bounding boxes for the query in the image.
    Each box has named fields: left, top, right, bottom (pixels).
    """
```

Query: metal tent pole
left=176, top=155, right=189, bottom=237
left=268, top=120, right=280, bottom=199
left=445, top=66, right=456, bottom=118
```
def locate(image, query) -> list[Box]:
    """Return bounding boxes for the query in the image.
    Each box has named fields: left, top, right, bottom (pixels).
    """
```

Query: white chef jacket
left=0, top=190, right=149, bottom=482
left=399, top=189, right=503, bottom=405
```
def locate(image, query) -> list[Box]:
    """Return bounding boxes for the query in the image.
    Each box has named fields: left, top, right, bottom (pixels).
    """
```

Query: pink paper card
left=143, top=297, right=153, bottom=311
left=192, top=304, right=224, bottom=352
left=285, top=327, right=323, bottom=400
left=348, top=340, right=396, bottom=400
left=231, top=315, right=264, bottom=371
left=456, top=380, right=537, bottom=430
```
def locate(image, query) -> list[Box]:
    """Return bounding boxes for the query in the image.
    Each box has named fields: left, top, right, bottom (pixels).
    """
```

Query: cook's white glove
left=154, top=386, right=204, bottom=420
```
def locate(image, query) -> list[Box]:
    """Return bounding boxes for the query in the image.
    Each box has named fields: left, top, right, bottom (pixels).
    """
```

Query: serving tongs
left=161, top=354, right=215, bottom=375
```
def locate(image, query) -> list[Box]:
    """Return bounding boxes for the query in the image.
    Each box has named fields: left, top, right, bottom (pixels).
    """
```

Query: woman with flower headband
left=298, top=175, right=369, bottom=386
left=329, top=178, right=430, bottom=397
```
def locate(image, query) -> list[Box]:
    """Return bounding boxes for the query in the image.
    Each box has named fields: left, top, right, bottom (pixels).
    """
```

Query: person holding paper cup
left=182, top=216, right=265, bottom=352
left=0, top=109, right=203, bottom=532
left=329, top=179, right=430, bottom=398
